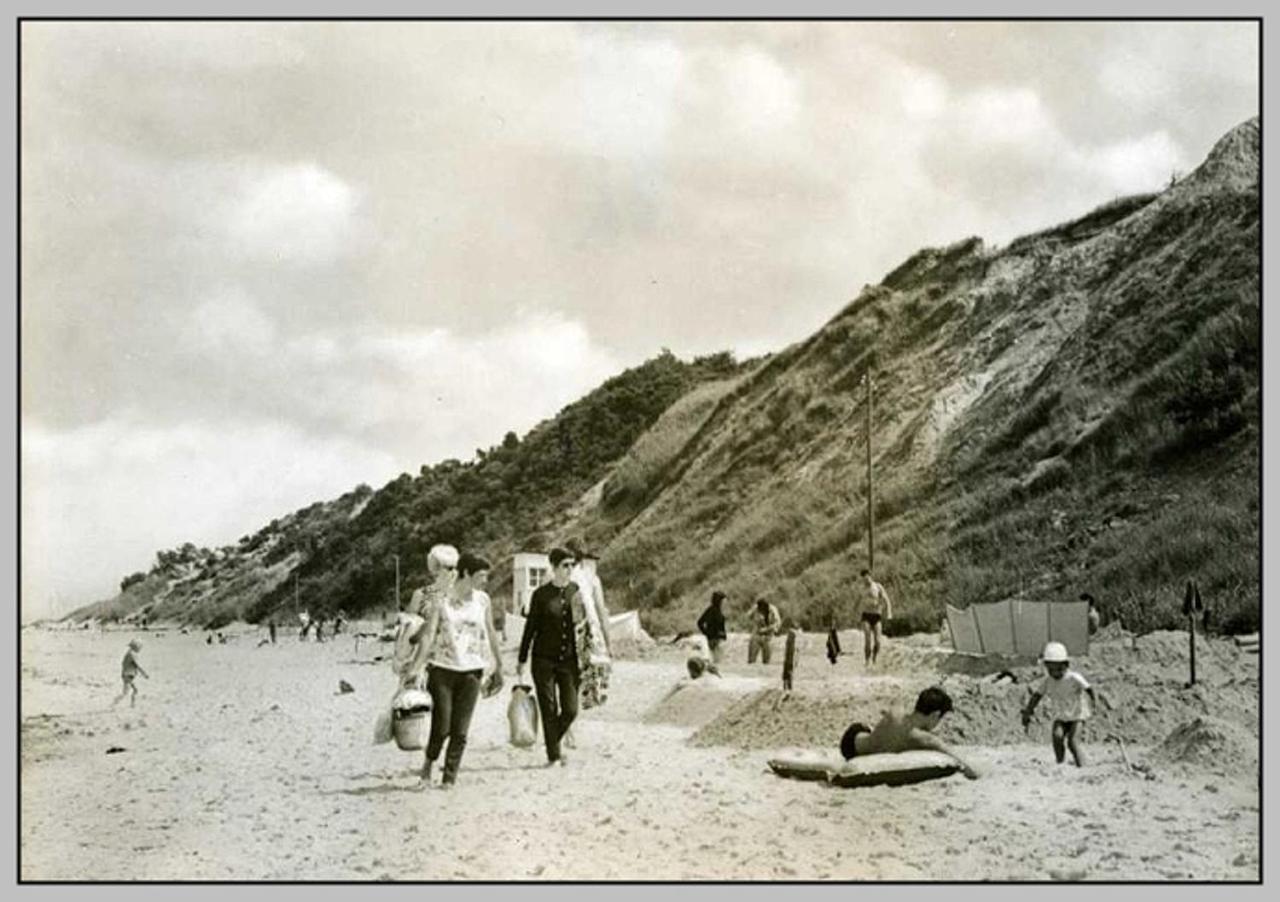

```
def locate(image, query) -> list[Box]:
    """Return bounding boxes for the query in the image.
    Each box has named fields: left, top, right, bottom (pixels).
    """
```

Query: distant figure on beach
left=1021, top=642, right=1096, bottom=767
left=567, top=538, right=612, bottom=714
left=393, top=544, right=459, bottom=690
left=517, top=547, right=583, bottom=767
left=839, top=686, right=980, bottom=779
left=781, top=620, right=799, bottom=692
left=268, top=618, right=277, bottom=645
left=858, top=569, right=892, bottom=667
left=1081, top=593, right=1101, bottom=635
left=491, top=596, right=507, bottom=644
left=333, top=610, right=346, bottom=636
left=112, top=639, right=149, bottom=708
left=298, top=610, right=311, bottom=641
left=206, top=634, right=213, bottom=645
left=748, top=598, right=781, bottom=664
left=697, top=591, right=728, bottom=665
left=408, top=552, right=503, bottom=789
left=315, top=616, right=327, bottom=643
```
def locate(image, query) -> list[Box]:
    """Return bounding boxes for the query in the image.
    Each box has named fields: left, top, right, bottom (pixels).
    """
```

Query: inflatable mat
left=768, top=749, right=960, bottom=788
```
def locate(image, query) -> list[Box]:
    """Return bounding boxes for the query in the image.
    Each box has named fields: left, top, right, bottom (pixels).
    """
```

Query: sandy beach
left=20, top=624, right=1258, bottom=881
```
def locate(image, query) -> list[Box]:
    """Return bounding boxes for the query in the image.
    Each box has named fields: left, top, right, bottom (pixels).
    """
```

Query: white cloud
left=1080, top=130, right=1187, bottom=194
left=21, top=416, right=400, bottom=618
left=286, top=312, right=624, bottom=444
left=222, top=162, right=362, bottom=265
left=957, top=87, right=1059, bottom=149
left=900, top=66, right=949, bottom=121
left=183, top=287, right=278, bottom=355
left=521, top=30, right=687, bottom=160
left=717, top=45, right=802, bottom=137
left=20, top=311, right=625, bottom=616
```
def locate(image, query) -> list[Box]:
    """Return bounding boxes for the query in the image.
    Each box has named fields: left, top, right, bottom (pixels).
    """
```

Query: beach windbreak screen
left=19, top=19, right=1260, bottom=881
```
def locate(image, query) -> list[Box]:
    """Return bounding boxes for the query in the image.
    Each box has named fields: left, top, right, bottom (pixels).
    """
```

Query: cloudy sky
left=20, top=20, right=1258, bottom=616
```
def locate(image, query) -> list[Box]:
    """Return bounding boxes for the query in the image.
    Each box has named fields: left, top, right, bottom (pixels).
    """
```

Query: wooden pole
left=865, top=372, right=874, bottom=573
left=1183, top=579, right=1198, bottom=686
left=1188, top=611, right=1197, bottom=686
left=394, top=554, right=401, bottom=612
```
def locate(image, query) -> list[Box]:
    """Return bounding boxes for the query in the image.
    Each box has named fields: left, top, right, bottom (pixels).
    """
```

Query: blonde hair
left=427, top=544, right=459, bottom=574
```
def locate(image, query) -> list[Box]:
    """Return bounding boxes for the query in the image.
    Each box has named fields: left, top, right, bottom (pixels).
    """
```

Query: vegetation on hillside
left=70, top=119, right=1260, bottom=645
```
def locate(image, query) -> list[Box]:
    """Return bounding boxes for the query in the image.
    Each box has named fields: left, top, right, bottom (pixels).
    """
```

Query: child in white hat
left=1021, top=641, right=1097, bottom=766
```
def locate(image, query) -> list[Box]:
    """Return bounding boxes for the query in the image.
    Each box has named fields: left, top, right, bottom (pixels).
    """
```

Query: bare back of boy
left=854, top=709, right=926, bottom=756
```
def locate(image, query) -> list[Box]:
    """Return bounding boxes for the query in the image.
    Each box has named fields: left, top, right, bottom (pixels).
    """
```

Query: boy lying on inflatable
left=840, top=686, right=981, bottom=780
left=771, top=686, right=980, bottom=787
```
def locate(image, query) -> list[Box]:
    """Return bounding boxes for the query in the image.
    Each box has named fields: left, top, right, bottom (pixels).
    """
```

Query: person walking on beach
left=697, top=591, right=728, bottom=665
left=410, top=553, right=503, bottom=789
left=1081, top=593, right=1102, bottom=635
left=747, top=598, right=781, bottom=664
left=298, top=610, right=311, bottom=641
left=268, top=617, right=277, bottom=645
left=1021, top=641, right=1097, bottom=767
left=394, top=544, right=459, bottom=690
left=839, top=686, right=980, bottom=779
left=568, top=539, right=612, bottom=710
left=517, top=547, right=583, bottom=766
left=858, top=569, right=892, bottom=667
left=112, top=639, right=149, bottom=708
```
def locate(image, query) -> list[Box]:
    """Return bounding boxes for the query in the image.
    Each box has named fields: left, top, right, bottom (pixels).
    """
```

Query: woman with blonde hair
left=392, top=544, right=458, bottom=690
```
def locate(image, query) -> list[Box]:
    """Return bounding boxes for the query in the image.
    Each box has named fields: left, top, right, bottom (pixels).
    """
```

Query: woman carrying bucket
left=410, top=552, right=503, bottom=789
left=393, top=544, right=459, bottom=690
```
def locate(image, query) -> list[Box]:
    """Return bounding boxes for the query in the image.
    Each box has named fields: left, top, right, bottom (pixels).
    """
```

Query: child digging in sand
left=112, top=639, right=149, bottom=708
left=1021, top=641, right=1097, bottom=766
left=839, top=686, right=981, bottom=779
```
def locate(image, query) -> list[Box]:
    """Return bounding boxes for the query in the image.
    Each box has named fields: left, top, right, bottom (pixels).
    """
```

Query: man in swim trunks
left=839, top=686, right=980, bottom=779
left=858, top=569, right=892, bottom=667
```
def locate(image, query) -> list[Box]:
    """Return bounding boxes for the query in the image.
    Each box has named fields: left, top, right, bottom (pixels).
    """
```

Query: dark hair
left=860, top=569, right=870, bottom=578
left=548, top=547, right=575, bottom=567
left=914, top=686, right=954, bottom=717
left=1080, top=593, right=1096, bottom=607
left=458, top=553, right=491, bottom=579
left=755, top=598, right=769, bottom=611
left=711, top=591, right=726, bottom=605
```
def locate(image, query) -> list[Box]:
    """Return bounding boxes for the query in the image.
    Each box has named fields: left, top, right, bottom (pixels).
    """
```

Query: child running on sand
left=1021, top=641, right=1096, bottom=766
left=839, top=686, right=981, bottom=779
left=112, top=639, right=149, bottom=707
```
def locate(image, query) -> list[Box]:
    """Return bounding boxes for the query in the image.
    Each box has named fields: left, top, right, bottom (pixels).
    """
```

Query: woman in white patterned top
left=411, top=552, right=503, bottom=789
left=393, top=544, right=458, bottom=689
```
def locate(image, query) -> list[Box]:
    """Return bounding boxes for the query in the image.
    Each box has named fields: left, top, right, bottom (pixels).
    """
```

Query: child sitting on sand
left=1021, top=641, right=1096, bottom=766
left=112, top=639, right=149, bottom=708
left=839, top=686, right=980, bottom=779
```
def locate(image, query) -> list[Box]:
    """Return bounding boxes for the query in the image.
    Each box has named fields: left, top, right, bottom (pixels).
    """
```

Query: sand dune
left=20, top=625, right=1258, bottom=880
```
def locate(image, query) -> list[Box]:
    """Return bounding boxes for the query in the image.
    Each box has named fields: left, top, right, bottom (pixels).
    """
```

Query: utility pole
left=863, top=371, right=875, bottom=572
left=393, top=554, right=401, bottom=612
left=294, top=572, right=299, bottom=612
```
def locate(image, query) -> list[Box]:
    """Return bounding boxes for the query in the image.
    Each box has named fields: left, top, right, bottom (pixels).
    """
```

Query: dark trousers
left=425, top=667, right=483, bottom=781
left=530, top=657, right=580, bottom=763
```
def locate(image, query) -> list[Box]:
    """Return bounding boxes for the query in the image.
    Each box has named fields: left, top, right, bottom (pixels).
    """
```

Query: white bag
left=507, top=684, right=540, bottom=748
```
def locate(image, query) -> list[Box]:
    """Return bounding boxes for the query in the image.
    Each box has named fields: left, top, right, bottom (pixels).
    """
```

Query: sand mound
left=641, top=675, right=759, bottom=729
left=690, top=636, right=1259, bottom=751
left=1151, top=717, right=1258, bottom=773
